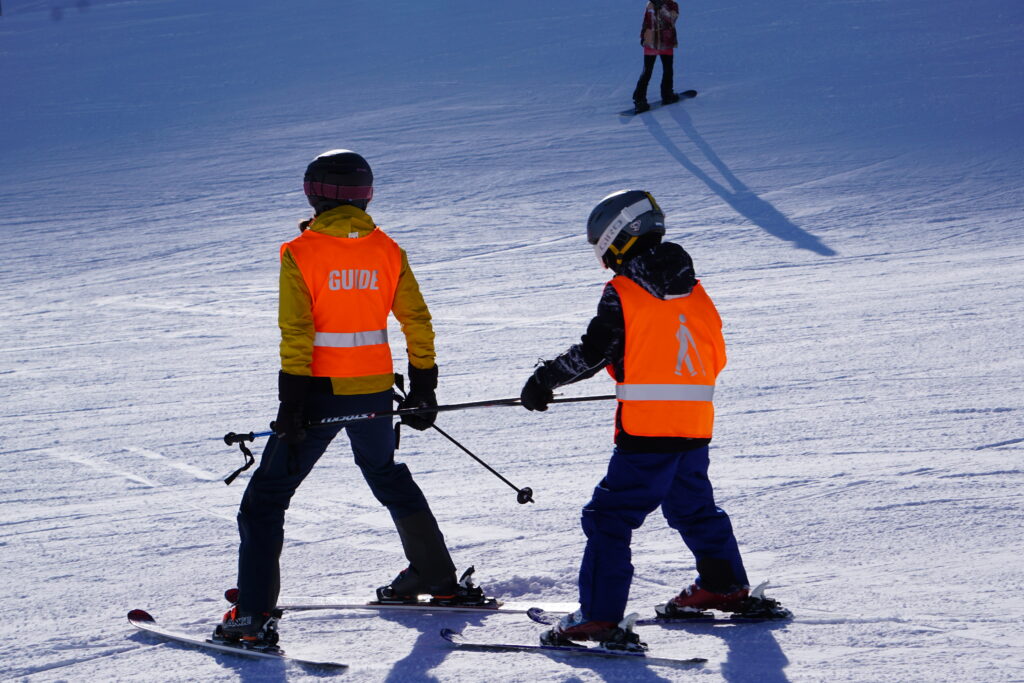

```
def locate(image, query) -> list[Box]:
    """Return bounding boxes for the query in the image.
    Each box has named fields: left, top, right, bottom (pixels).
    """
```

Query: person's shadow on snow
left=661, top=620, right=791, bottom=682
left=637, top=106, right=838, bottom=258
left=375, top=609, right=677, bottom=683
left=375, top=609, right=489, bottom=683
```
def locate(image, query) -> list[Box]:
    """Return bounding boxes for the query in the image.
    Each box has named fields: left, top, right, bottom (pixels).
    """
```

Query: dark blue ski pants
left=236, top=389, right=431, bottom=614
left=578, top=445, right=748, bottom=623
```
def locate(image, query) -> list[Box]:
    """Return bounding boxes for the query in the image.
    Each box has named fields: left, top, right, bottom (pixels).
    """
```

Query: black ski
left=527, top=581, right=792, bottom=626
left=528, top=606, right=791, bottom=627
left=440, top=627, right=706, bottom=668
left=127, top=610, right=347, bottom=669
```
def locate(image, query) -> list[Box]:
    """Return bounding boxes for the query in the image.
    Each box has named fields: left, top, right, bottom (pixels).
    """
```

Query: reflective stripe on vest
left=611, top=275, right=726, bottom=439
left=616, top=384, right=715, bottom=402
left=283, top=228, right=401, bottom=378
left=314, top=330, right=389, bottom=348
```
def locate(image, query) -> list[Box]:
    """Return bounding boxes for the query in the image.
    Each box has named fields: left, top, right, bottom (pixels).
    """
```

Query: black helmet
left=586, top=190, right=665, bottom=269
left=303, top=149, right=374, bottom=213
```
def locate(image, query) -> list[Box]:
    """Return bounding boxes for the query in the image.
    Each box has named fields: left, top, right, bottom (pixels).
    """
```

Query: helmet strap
left=607, top=235, right=639, bottom=268
left=592, top=197, right=654, bottom=266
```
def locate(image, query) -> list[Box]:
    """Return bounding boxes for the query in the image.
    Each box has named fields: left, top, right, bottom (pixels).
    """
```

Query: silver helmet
left=586, top=190, right=665, bottom=269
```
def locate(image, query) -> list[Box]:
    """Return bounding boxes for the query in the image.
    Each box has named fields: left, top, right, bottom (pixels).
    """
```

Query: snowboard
left=620, top=89, right=698, bottom=116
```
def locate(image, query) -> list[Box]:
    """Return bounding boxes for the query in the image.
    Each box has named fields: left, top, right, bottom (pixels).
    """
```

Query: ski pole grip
left=224, top=431, right=256, bottom=446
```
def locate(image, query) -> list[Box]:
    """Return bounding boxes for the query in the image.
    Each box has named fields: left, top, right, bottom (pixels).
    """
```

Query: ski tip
left=127, top=609, right=155, bottom=623
left=440, top=628, right=463, bottom=643
left=526, top=607, right=563, bottom=625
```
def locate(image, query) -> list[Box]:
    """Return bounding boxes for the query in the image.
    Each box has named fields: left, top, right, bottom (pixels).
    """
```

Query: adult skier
left=632, top=0, right=681, bottom=113
left=519, top=190, right=785, bottom=647
left=215, top=150, right=486, bottom=646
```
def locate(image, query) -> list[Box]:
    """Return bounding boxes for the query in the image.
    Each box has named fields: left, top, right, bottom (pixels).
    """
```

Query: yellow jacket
left=279, top=205, right=436, bottom=395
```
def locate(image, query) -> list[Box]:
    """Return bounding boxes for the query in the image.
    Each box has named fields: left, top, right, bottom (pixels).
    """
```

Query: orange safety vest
left=610, top=276, right=726, bottom=438
left=281, top=228, right=402, bottom=378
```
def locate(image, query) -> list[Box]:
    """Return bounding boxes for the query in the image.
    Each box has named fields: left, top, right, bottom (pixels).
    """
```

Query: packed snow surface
left=1, top=0, right=1022, bottom=681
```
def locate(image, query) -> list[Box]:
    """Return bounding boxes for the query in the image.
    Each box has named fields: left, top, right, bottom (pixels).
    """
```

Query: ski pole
left=393, top=375, right=535, bottom=505
left=220, top=391, right=615, bottom=486
left=222, top=393, right=615, bottom=442
left=430, top=422, right=535, bottom=504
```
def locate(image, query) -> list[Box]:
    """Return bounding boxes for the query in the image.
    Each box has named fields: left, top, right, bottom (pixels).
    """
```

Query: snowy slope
left=1, top=0, right=1022, bottom=681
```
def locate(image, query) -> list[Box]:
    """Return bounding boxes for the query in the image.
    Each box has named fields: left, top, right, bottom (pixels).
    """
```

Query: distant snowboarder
left=632, top=0, right=681, bottom=113
left=519, top=190, right=786, bottom=648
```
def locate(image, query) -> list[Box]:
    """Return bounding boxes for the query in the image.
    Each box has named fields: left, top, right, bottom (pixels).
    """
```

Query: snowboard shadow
left=638, top=106, right=837, bottom=257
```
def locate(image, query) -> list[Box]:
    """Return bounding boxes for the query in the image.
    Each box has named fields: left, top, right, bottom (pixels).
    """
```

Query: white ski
left=277, top=595, right=578, bottom=615
left=127, top=610, right=347, bottom=669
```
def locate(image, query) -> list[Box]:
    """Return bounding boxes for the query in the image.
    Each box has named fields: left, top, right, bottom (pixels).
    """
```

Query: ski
left=528, top=606, right=790, bottom=627
left=440, top=627, right=706, bottom=668
left=277, top=595, right=578, bottom=615
left=127, top=610, right=347, bottom=669
left=620, top=89, right=698, bottom=116
left=527, top=582, right=792, bottom=626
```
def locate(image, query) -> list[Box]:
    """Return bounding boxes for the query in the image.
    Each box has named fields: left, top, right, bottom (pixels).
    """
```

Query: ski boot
left=662, top=92, right=681, bottom=105
left=212, top=588, right=282, bottom=649
left=663, top=582, right=750, bottom=615
left=376, top=566, right=493, bottom=607
left=657, top=580, right=791, bottom=620
left=541, top=611, right=647, bottom=652
left=633, top=99, right=651, bottom=114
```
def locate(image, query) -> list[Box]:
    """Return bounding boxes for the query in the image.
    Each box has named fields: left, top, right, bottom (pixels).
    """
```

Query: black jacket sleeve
left=533, top=283, right=625, bottom=389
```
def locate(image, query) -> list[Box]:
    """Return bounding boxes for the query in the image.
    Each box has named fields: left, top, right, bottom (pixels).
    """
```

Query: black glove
left=399, top=364, right=438, bottom=431
left=520, top=374, right=554, bottom=412
left=275, top=371, right=311, bottom=448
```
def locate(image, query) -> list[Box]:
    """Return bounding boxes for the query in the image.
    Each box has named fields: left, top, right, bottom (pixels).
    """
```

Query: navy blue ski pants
left=578, top=445, right=748, bottom=623
left=236, top=389, right=431, bottom=614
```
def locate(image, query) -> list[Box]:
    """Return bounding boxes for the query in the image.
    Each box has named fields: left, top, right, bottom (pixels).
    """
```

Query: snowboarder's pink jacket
left=640, top=1, right=679, bottom=54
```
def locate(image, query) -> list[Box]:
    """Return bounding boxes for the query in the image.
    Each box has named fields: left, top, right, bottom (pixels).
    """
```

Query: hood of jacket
left=301, top=204, right=377, bottom=238
left=618, top=241, right=697, bottom=299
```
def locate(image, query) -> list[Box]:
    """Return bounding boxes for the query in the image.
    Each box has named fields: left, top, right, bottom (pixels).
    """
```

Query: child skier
left=214, top=150, right=487, bottom=647
left=519, top=190, right=787, bottom=648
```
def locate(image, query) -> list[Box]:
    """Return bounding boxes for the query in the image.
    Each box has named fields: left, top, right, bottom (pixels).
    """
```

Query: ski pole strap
left=222, top=432, right=256, bottom=485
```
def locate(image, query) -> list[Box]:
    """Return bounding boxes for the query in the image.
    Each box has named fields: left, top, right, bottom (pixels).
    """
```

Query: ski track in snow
left=2, top=0, right=1023, bottom=681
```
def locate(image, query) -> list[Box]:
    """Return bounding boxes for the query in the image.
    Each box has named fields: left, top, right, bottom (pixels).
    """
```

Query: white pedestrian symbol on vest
left=675, top=314, right=706, bottom=377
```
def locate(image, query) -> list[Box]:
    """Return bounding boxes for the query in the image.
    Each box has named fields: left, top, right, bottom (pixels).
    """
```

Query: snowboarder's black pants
left=633, top=53, right=675, bottom=104
left=235, top=388, right=438, bottom=614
